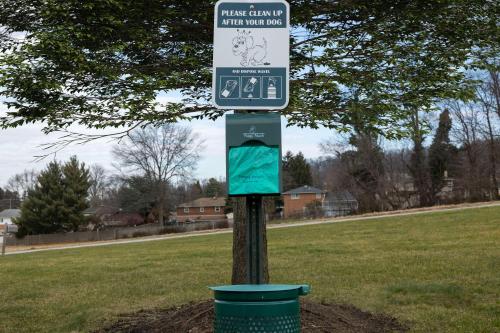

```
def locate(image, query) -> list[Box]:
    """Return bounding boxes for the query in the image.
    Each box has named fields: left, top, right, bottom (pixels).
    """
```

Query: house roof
left=83, top=206, right=120, bottom=216
left=283, top=185, right=325, bottom=195
left=0, top=209, right=21, bottom=218
left=325, top=191, right=357, bottom=202
left=178, top=197, right=226, bottom=208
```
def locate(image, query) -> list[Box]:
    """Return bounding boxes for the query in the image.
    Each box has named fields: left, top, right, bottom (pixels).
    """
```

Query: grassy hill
left=0, top=206, right=499, bottom=332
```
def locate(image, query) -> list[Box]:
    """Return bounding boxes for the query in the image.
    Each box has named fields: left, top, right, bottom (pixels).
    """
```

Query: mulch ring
left=95, top=300, right=409, bottom=333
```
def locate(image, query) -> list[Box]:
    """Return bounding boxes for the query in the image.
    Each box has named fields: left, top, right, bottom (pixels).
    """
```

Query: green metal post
left=246, top=195, right=264, bottom=284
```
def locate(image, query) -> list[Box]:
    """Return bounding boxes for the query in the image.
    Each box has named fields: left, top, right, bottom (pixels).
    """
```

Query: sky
left=0, top=101, right=338, bottom=187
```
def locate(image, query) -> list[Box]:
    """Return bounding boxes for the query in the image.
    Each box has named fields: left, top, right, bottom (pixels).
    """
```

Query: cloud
left=0, top=124, right=116, bottom=184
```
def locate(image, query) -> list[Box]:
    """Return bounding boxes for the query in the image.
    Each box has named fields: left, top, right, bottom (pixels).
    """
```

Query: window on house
left=184, top=208, right=189, bottom=213
left=215, top=206, right=221, bottom=213
left=291, top=193, right=300, bottom=200
left=200, top=207, right=204, bottom=213
left=316, top=193, right=322, bottom=199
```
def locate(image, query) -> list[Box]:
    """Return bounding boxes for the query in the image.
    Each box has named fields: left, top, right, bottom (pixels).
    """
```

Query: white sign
left=213, top=0, right=290, bottom=110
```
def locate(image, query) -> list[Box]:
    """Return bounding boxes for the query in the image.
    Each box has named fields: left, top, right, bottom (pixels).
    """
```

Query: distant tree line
left=0, top=187, right=20, bottom=211
left=0, top=169, right=38, bottom=210
left=88, top=174, right=227, bottom=219
left=310, top=72, right=500, bottom=212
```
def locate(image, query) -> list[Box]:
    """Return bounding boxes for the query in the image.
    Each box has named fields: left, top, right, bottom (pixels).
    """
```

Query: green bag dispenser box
left=226, top=113, right=282, bottom=196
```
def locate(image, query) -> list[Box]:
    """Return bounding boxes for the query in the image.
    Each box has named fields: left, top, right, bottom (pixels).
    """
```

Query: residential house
left=435, top=170, right=457, bottom=202
left=101, top=212, right=146, bottom=228
left=83, top=206, right=147, bottom=229
left=83, top=205, right=120, bottom=220
left=282, top=186, right=359, bottom=219
left=386, top=173, right=419, bottom=209
left=0, top=209, right=20, bottom=225
left=83, top=205, right=120, bottom=230
left=176, top=197, right=227, bottom=223
left=282, top=186, right=326, bottom=218
left=322, top=191, right=359, bottom=217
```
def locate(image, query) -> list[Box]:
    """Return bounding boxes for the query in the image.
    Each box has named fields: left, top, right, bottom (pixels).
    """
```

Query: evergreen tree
left=189, top=180, right=204, bottom=200
left=283, top=151, right=313, bottom=191
left=428, top=109, right=456, bottom=199
left=15, top=162, right=67, bottom=237
left=15, top=157, right=90, bottom=236
left=62, top=156, right=91, bottom=231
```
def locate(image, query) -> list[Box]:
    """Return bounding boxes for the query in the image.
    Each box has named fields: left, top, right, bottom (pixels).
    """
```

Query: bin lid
left=209, top=284, right=310, bottom=301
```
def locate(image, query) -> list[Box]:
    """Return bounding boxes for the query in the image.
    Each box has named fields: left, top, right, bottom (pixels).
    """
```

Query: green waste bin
left=210, top=284, right=310, bottom=333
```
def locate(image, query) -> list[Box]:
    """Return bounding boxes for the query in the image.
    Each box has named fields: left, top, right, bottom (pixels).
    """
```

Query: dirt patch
left=95, top=300, right=408, bottom=333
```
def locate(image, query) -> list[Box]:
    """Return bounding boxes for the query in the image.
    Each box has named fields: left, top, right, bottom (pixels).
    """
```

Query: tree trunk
left=489, top=71, right=500, bottom=119
left=409, top=110, right=433, bottom=206
left=484, top=107, right=499, bottom=199
left=158, top=184, right=165, bottom=225
left=231, top=197, right=269, bottom=284
left=231, top=109, right=270, bottom=284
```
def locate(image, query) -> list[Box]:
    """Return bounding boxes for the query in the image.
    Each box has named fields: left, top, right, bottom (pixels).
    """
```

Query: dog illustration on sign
left=232, top=29, right=270, bottom=67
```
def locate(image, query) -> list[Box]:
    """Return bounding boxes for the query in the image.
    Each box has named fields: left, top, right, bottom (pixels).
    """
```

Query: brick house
left=176, top=197, right=227, bottom=223
left=83, top=205, right=120, bottom=221
left=282, top=186, right=326, bottom=218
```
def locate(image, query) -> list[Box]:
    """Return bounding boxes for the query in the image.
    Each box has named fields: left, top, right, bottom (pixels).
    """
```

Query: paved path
left=4, top=201, right=499, bottom=256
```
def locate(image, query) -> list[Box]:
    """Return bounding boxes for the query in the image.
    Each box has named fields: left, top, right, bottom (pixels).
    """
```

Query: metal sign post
left=214, top=0, right=289, bottom=285
left=211, top=2, right=310, bottom=331
left=226, top=113, right=282, bottom=284
left=246, top=195, right=264, bottom=284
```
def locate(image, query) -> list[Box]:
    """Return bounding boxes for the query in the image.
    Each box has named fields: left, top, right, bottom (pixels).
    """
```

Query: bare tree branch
left=112, top=124, right=204, bottom=224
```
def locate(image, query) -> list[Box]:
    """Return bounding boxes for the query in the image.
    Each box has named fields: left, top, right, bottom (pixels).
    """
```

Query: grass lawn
left=0, top=206, right=499, bottom=333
